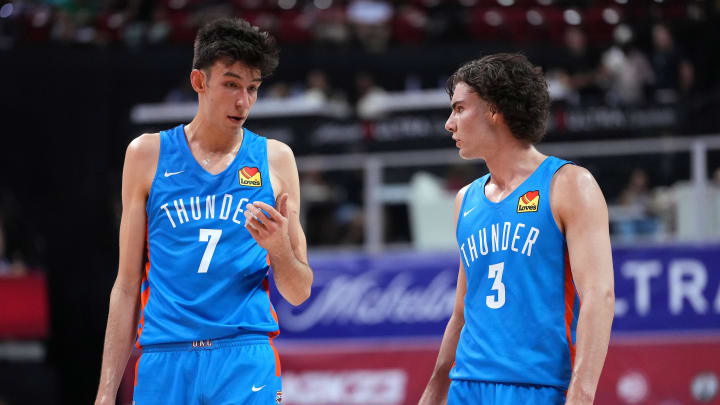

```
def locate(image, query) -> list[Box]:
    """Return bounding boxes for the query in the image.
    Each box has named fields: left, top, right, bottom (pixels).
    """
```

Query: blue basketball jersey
left=137, top=124, right=279, bottom=347
left=450, top=156, right=579, bottom=390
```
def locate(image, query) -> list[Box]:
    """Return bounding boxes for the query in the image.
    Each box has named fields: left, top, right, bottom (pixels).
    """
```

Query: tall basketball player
left=95, top=18, right=313, bottom=405
left=419, top=54, right=615, bottom=405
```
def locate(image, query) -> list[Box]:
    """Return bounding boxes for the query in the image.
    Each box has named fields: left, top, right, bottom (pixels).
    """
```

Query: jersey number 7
left=198, top=229, right=222, bottom=273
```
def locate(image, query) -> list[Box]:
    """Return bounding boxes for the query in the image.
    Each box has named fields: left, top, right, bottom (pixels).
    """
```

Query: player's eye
left=225, top=82, right=238, bottom=88
left=248, top=86, right=258, bottom=93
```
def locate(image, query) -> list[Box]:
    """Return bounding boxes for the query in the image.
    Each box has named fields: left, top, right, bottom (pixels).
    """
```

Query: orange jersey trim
left=134, top=353, right=142, bottom=387
left=262, top=277, right=281, bottom=376
left=563, top=248, right=578, bottom=369
left=136, top=223, right=151, bottom=349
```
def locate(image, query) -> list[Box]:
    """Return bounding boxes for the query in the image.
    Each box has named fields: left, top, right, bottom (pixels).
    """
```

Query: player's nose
left=236, top=89, right=250, bottom=108
left=445, top=115, right=456, bottom=134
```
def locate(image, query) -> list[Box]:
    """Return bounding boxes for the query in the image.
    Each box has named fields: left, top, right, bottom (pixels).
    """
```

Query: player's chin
left=457, top=147, right=474, bottom=160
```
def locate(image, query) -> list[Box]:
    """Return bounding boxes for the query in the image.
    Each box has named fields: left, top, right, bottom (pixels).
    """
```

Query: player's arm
left=552, top=165, right=615, bottom=405
left=244, top=139, right=312, bottom=306
left=95, top=134, right=159, bottom=405
left=418, top=186, right=469, bottom=405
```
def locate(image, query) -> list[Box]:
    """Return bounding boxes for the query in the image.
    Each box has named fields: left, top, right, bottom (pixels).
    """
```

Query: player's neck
left=484, top=142, right=545, bottom=190
left=185, top=116, right=243, bottom=154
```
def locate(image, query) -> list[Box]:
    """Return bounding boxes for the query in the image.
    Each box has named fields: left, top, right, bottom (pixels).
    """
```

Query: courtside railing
left=296, top=135, right=720, bottom=253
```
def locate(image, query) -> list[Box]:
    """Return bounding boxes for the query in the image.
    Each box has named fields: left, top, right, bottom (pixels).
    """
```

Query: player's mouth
left=227, top=115, right=244, bottom=124
left=452, top=136, right=462, bottom=147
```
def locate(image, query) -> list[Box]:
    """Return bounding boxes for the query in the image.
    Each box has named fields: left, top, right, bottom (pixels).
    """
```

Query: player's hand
left=244, top=193, right=291, bottom=254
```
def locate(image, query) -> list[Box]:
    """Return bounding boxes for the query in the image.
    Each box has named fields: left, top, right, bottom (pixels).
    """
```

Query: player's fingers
left=244, top=209, right=267, bottom=231
left=252, top=201, right=283, bottom=221
left=245, top=217, right=270, bottom=239
left=245, top=203, right=270, bottom=222
left=245, top=221, right=260, bottom=239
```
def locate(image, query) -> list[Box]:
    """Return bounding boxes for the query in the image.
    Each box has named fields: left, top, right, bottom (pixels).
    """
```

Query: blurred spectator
left=347, top=0, right=393, bottom=52
left=302, top=70, right=351, bottom=117
left=598, top=24, right=655, bottom=106
left=650, top=23, right=695, bottom=104
left=355, top=72, right=387, bottom=119
left=147, top=4, right=172, bottom=45
left=309, top=4, right=350, bottom=46
left=612, top=168, right=662, bottom=242
left=547, top=27, right=602, bottom=106
left=266, top=81, right=292, bottom=100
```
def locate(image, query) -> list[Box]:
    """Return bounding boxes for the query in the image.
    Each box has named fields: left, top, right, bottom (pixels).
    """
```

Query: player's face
left=199, top=61, right=262, bottom=130
left=445, top=82, right=496, bottom=160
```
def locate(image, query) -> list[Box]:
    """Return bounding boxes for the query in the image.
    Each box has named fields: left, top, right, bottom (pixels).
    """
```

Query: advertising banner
left=119, top=246, right=720, bottom=405
left=271, top=246, right=720, bottom=405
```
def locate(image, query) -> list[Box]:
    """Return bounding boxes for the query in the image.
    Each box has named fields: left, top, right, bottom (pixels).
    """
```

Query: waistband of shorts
left=140, top=331, right=274, bottom=352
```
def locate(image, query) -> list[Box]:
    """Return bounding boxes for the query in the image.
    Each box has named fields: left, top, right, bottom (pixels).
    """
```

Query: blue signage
left=271, top=245, right=720, bottom=340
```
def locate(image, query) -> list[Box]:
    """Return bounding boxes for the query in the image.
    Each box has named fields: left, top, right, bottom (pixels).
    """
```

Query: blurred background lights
left=691, top=372, right=719, bottom=403
left=31, top=7, right=50, bottom=27
left=168, top=0, right=187, bottom=10
left=526, top=10, right=544, bottom=26
left=617, top=372, right=650, bottom=404
left=107, top=13, right=125, bottom=30
left=314, top=0, right=332, bottom=10
left=0, top=3, right=13, bottom=19
left=603, top=8, right=620, bottom=25
left=497, top=0, right=514, bottom=7
left=278, top=0, right=296, bottom=10
left=484, top=10, right=503, bottom=26
left=563, top=9, right=582, bottom=25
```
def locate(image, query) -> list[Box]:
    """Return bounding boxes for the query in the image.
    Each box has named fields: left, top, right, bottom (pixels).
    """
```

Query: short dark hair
left=447, top=53, right=550, bottom=144
left=193, top=18, right=280, bottom=79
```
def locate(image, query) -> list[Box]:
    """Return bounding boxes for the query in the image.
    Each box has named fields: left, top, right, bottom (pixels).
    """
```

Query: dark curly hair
left=193, top=18, right=280, bottom=79
left=447, top=53, right=550, bottom=144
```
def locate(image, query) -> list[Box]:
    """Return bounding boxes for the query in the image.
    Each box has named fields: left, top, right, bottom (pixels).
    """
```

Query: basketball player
left=419, top=54, right=615, bottom=404
left=94, top=18, right=313, bottom=405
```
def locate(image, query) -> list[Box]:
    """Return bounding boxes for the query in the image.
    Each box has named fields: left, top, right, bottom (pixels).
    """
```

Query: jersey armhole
left=261, top=137, right=277, bottom=202
left=455, top=177, right=481, bottom=240
left=548, top=161, right=575, bottom=240
left=146, top=132, right=166, bottom=209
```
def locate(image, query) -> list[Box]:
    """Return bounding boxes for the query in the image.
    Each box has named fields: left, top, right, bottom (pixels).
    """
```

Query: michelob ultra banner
left=272, top=246, right=720, bottom=340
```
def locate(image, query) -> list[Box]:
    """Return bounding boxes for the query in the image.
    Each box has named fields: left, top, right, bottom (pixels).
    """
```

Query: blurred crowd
left=0, top=0, right=709, bottom=114
left=0, top=0, right=709, bottom=49
left=1, top=0, right=718, bottom=248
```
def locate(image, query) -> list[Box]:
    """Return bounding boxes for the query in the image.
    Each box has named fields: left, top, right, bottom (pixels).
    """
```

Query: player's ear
left=490, top=107, right=505, bottom=128
left=190, top=69, right=207, bottom=94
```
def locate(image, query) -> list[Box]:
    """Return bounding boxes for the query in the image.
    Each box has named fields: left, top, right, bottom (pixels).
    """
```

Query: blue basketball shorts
left=448, top=379, right=566, bottom=405
left=133, top=332, right=282, bottom=405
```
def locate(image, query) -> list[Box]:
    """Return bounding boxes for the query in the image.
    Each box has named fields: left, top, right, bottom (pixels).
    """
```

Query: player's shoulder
left=456, top=183, right=472, bottom=201
left=266, top=138, right=296, bottom=170
left=266, top=138, right=294, bottom=158
left=552, top=163, right=598, bottom=193
left=127, top=132, right=160, bottom=157
left=551, top=162, right=605, bottom=212
left=125, top=132, right=161, bottom=168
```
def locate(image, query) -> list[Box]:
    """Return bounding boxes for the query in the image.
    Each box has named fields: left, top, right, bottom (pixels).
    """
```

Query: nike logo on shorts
left=252, top=385, right=266, bottom=392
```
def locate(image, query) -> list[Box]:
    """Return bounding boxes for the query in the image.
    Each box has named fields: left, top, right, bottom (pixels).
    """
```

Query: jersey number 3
left=198, top=229, right=222, bottom=273
left=486, top=262, right=506, bottom=309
